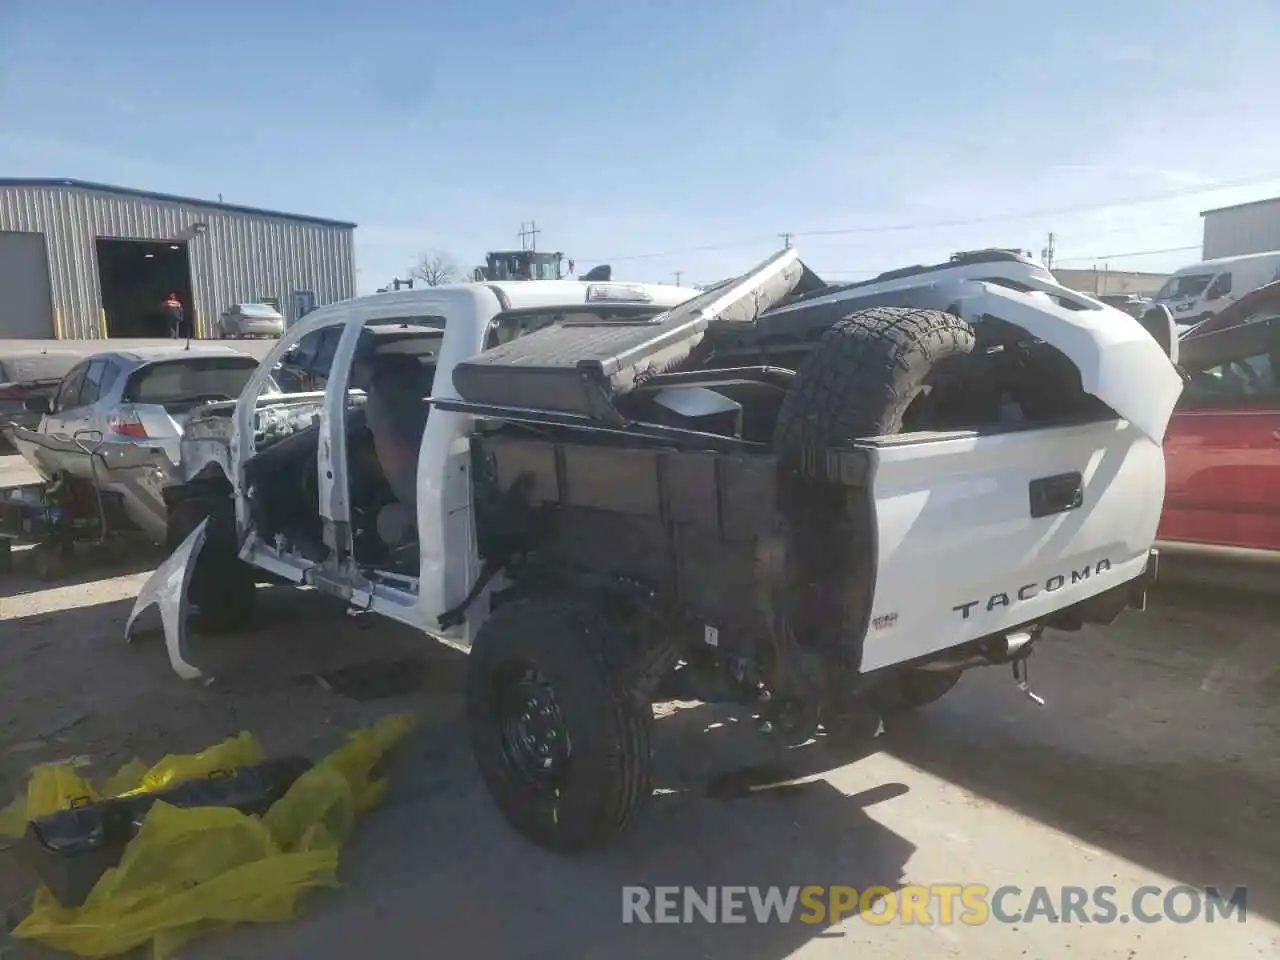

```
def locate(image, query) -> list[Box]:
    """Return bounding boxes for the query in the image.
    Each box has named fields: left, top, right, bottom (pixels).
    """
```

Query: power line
left=582, top=174, right=1279, bottom=264
left=810, top=243, right=1204, bottom=279
left=518, top=220, right=540, bottom=251
left=794, top=177, right=1275, bottom=239
left=1053, top=244, right=1201, bottom=264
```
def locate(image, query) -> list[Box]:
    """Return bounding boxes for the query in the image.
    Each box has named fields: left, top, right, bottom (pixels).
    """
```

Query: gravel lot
left=1, top=454, right=1277, bottom=958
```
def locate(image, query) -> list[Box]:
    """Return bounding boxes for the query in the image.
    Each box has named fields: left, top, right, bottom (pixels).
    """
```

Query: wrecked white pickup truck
left=129, top=247, right=1183, bottom=851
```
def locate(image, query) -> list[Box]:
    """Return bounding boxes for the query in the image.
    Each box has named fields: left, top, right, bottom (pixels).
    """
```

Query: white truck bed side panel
left=859, top=420, right=1164, bottom=672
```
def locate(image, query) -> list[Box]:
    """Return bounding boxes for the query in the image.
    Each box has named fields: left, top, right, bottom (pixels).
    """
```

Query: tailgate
left=858, top=419, right=1164, bottom=672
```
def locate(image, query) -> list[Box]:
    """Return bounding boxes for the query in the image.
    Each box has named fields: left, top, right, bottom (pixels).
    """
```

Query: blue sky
left=1, top=0, right=1278, bottom=292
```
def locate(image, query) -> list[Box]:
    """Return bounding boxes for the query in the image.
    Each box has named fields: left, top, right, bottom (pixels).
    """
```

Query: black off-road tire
left=773, top=306, right=978, bottom=454
left=466, top=594, right=653, bottom=853
left=167, top=497, right=255, bottom=633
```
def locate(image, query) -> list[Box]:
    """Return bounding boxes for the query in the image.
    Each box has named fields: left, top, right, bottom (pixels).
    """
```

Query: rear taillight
left=109, top=412, right=148, bottom=438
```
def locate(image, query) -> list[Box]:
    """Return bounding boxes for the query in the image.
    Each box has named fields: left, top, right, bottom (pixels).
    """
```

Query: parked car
left=1157, top=314, right=1280, bottom=561
left=219, top=302, right=285, bottom=339
left=1153, top=250, right=1280, bottom=329
left=4, top=345, right=275, bottom=542
left=0, top=350, right=85, bottom=450
left=131, top=247, right=1178, bottom=852
left=1097, top=293, right=1152, bottom=319
left=1178, top=279, right=1280, bottom=339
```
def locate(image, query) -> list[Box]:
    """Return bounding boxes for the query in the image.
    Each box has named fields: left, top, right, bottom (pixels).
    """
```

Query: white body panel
left=859, top=420, right=1165, bottom=671
left=220, top=280, right=703, bottom=648
left=781, top=271, right=1184, bottom=445
left=952, top=280, right=1184, bottom=444
left=766, top=255, right=1057, bottom=312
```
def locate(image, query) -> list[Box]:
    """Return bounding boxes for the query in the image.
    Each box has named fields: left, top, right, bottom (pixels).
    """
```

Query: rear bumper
left=227, top=321, right=284, bottom=337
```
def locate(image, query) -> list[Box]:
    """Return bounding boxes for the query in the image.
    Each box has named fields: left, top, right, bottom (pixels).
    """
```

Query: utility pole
left=1041, top=232, right=1056, bottom=270
left=674, top=271, right=683, bottom=286
left=779, top=232, right=793, bottom=249
left=518, top=221, right=540, bottom=251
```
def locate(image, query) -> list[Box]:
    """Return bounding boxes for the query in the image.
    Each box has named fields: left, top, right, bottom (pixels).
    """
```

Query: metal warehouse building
left=0, top=178, right=356, bottom=340
left=1201, top=196, right=1280, bottom=260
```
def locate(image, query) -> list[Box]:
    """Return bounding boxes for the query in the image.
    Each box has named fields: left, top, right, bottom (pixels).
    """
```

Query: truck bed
left=473, top=411, right=1162, bottom=675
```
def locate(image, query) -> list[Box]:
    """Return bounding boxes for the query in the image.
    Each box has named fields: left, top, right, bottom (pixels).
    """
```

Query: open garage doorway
left=96, top=238, right=195, bottom=338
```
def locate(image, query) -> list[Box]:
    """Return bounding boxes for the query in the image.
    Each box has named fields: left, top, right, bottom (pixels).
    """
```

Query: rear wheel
left=876, top=669, right=962, bottom=713
left=466, top=595, right=653, bottom=852
left=167, top=496, right=255, bottom=633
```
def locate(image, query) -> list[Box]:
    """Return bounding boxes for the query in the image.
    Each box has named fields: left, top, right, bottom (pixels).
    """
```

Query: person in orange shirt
left=161, top=293, right=184, bottom=338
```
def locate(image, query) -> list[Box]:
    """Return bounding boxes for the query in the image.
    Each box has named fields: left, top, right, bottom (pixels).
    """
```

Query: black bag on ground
left=20, top=756, right=313, bottom=908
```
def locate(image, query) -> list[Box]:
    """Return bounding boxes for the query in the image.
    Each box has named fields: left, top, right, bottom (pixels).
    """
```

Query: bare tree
left=410, top=250, right=460, bottom=286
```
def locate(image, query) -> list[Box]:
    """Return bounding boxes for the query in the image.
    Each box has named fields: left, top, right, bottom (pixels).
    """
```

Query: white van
left=1153, top=251, right=1280, bottom=326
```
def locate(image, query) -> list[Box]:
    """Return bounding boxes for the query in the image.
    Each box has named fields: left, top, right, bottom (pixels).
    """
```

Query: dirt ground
left=1, top=500, right=1278, bottom=958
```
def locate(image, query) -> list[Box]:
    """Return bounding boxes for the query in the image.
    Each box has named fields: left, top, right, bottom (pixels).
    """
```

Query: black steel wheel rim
left=492, top=661, right=572, bottom=794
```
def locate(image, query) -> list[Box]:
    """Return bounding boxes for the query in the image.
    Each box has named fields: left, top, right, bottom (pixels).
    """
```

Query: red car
left=1158, top=313, right=1280, bottom=558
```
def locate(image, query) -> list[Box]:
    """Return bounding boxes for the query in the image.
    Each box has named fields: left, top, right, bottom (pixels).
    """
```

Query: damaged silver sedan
left=1, top=346, right=272, bottom=576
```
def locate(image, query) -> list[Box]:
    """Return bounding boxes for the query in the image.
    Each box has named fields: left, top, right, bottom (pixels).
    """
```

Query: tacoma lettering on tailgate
left=952, top=559, right=1112, bottom=620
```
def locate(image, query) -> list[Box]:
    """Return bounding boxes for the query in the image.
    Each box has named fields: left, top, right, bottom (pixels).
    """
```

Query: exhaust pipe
left=917, top=630, right=1036, bottom=672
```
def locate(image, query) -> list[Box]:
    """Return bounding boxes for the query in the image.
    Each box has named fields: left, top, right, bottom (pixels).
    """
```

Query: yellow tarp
left=0, top=713, right=415, bottom=959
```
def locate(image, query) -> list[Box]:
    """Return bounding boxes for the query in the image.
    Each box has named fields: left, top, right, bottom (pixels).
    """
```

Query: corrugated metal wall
left=1202, top=198, right=1280, bottom=260
left=0, top=183, right=356, bottom=339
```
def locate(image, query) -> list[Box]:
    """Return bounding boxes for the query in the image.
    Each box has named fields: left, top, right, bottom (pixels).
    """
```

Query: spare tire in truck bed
left=773, top=306, right=977, bottom=453
left=769, top=307, right=977, bottom=741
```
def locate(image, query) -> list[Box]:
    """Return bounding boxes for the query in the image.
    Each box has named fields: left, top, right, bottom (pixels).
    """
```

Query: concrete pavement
left=179, top=584, right=1278, bottom=960
left=1, top=524, right=1276, bottom=959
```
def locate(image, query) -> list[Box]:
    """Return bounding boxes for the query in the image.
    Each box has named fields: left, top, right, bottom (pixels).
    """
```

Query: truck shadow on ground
left=183, top=595, right=922, bottom=956
left=183, top=704, right=918, bottom=960
left=4, top=586, right=921, bottom=960
left=7, top=578, right=1280, bottom=956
